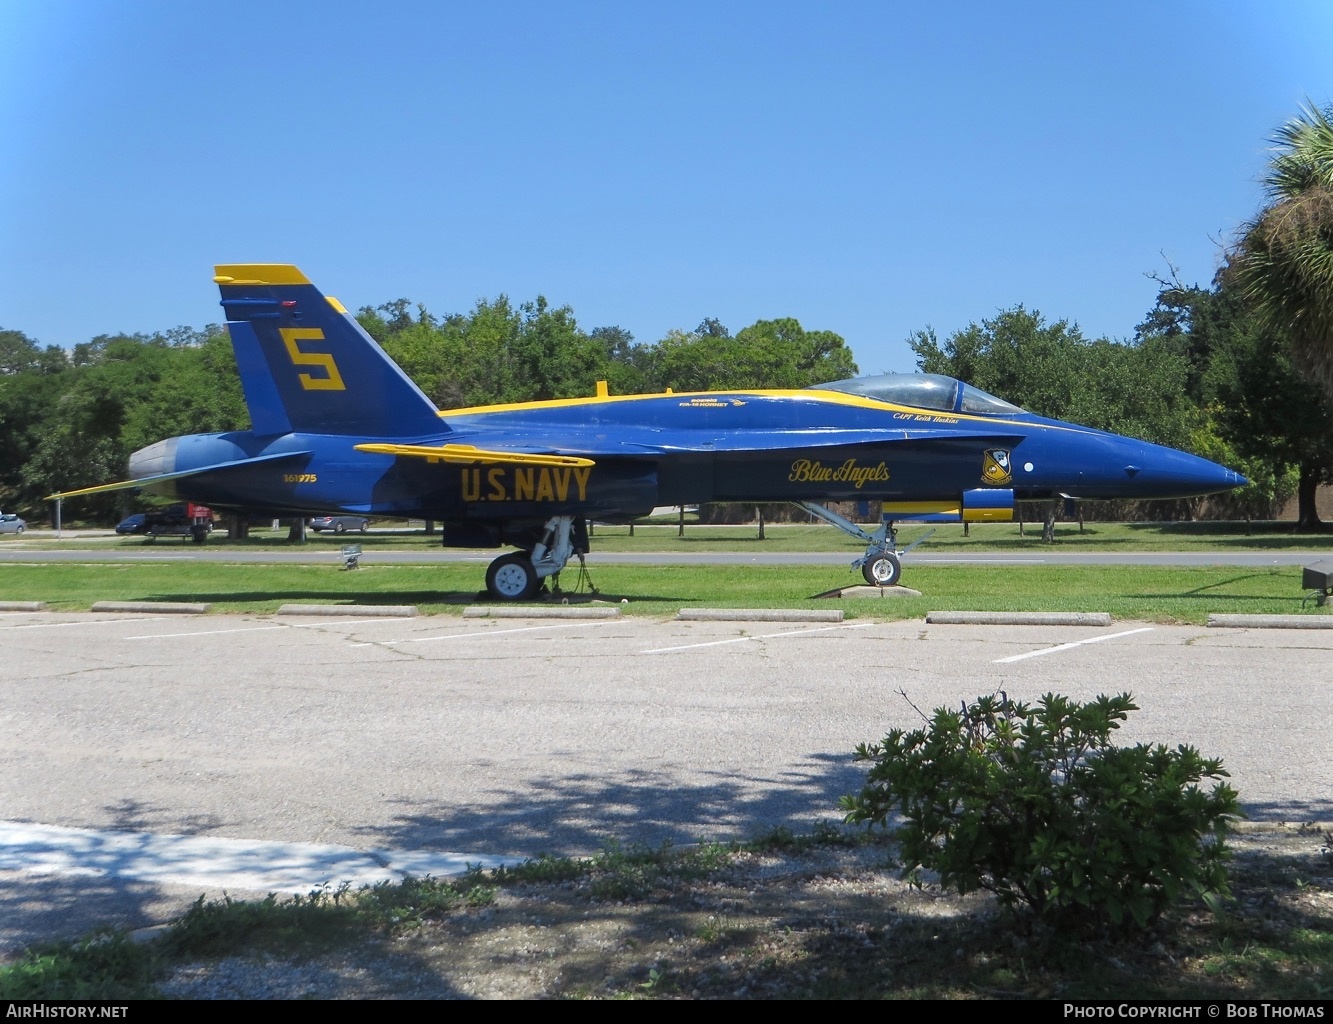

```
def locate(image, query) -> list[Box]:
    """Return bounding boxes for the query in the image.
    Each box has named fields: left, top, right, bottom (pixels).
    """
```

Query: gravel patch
left=155, top=824, right=1332, bottom=999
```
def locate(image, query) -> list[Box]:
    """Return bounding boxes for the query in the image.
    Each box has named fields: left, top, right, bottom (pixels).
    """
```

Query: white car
left=0, top=513, right=28, bottom=535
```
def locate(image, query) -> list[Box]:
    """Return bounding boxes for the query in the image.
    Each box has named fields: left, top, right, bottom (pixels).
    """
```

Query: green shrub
left=0, top=932, right=158, bottom=1000
left=840, top=692, right=1241, bottom=932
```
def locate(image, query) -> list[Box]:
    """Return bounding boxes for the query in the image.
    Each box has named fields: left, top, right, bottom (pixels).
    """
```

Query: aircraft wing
left=45, top=451, right=314, bottom=500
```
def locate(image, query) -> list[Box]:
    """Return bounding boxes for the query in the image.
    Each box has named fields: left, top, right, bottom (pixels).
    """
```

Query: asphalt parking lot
left=2, top=609, right=1331, bottom=952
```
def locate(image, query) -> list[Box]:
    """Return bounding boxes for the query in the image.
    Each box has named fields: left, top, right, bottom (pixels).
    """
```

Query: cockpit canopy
left=808, top=373, right=1024, bottom=416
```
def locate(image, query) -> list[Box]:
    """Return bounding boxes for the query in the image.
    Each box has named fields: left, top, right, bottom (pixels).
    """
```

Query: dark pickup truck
left=115, top=504, right=215, bottom=542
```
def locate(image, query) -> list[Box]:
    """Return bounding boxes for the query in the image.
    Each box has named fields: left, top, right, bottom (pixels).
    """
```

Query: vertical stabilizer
left=215, top=264, right=444, bottom=438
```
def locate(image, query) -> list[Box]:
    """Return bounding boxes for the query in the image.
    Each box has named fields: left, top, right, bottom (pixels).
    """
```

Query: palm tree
left=1230, top=102, right=1333, bottom=401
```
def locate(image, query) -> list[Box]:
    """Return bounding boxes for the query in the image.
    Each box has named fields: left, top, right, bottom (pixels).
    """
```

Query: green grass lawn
left=588, top=518, right=1333, bottom=553
left=9, top=518, right=1333, bottom=553
left=0, top=560, right=1322, bottom=623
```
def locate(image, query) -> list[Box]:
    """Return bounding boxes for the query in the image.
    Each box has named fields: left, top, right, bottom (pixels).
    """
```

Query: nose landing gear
left=862, top=549, right=902, bottom=587
left=795, top=501, right=926, bottom=589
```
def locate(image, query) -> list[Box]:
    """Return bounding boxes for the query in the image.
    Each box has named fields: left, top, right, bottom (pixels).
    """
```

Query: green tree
left=17, top=339, right=170, bottom=519
left=1229, top=102, right=1333, bottom=402
left=363, top=294, right=862, bottom=401
left=0, top=329, right=42, bottom=375
left=376, top=313, right=473, bottom=409
left=505, top=297, right=611, bottom=402
left=591, top=325, right=651, bottom=396
left=909, top=306, right=1257, bottom=527
left=908, top=309, right=1088, bottom=419
left=695, top=317, right=729, bottom=338
left=0, top=333, right=68, bottom=511
left=18, top=333, right=247, bottom=520
left=909, top=307, right=1194, bottom=444
left=119, top=333, right=248, bottom=455
left=457, top=296, right=522, bottom=405
left=364, top=295, right=617, bottom=407
left=649, top=317, right=857, bottom=392
left=1206, top=309, right=1333, bottom=529
left=1137, top=278, right=1323, bottom=526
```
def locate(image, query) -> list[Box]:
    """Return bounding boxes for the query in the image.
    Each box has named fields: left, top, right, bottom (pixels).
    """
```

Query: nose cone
left=1019, top=420, right=1248, bottom=500
left=1118, top=441, right=1247, bottom=499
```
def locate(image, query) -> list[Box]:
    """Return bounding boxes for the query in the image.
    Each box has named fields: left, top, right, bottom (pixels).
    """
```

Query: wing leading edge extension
left=354, top=443, right=594, bottom=468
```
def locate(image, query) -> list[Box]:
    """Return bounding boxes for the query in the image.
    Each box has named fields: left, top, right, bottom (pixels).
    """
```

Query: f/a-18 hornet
left=52, top=265, right=1246, bottom=599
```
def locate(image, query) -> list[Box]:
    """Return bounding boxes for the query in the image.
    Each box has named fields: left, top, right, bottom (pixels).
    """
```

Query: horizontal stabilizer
left=355, top=443, right=595, bottom=468
left=46, top=451, right=312, bottom=501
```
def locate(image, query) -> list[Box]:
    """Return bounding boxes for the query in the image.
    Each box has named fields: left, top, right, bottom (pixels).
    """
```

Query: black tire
left=334, top=522, right=346, bottom=534
left=192, top=527, right=207, bottom=544
left=862, top=550, right=902, bottom=587
left=15, top=525, right=23, bottom=534
left=360, top=521, right=368, bottom=533
left=486, top=552, right=539, bottom=601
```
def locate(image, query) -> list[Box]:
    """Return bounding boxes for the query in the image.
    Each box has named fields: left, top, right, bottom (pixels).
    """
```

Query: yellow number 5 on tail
left=280, top=327, right=345, bottom=391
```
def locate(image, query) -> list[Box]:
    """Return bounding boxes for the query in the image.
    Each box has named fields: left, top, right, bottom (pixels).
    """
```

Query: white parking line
left=286, top=618, right=418, bottom=628
left=0, top=617, right=172, bottom=631
left=993, top=626, right=1155, bottom=664
left=348, top=619, right=622, bottom=646
left=123, top=618, right=416, bottom=640
left=642, top=621, right=876, bottom=654
left=125, top=625, right=288, bottom=640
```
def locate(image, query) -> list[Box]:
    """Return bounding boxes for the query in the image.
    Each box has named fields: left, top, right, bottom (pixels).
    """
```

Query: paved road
left=2, top=545, right=1330, bottom=566
left=2, top=609, right=1330, bottom=952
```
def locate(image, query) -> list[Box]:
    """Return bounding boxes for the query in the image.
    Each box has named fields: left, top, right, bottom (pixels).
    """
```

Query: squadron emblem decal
left=981, top=448, right=1012, bottom=485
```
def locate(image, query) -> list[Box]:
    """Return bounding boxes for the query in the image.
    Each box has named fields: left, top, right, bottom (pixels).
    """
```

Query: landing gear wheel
left=486, top=552, right=539, bottom=601
left=862, top=550, right=901, bottom=587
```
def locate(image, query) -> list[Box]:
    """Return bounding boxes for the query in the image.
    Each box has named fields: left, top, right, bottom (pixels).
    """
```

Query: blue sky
left=2, top=0, right=1331, bottom=376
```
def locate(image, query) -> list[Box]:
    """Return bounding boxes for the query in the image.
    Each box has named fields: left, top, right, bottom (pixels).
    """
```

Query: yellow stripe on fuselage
left=441, top=388, right=954, bottom=418
left=880, top=502, right=1014, bottom=522
left=438, top=387, right=1075, bottom=431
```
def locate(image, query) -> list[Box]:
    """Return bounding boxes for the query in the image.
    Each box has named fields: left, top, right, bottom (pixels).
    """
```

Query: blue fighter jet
left=50, top=265, right=1247, bottom=600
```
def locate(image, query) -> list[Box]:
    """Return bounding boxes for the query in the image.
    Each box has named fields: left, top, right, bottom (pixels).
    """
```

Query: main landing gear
left=484, top=516, right=592, bottom=601
left=485, top=552, right=540, bottom=600
left=795, top=501, right=924, bottom=588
